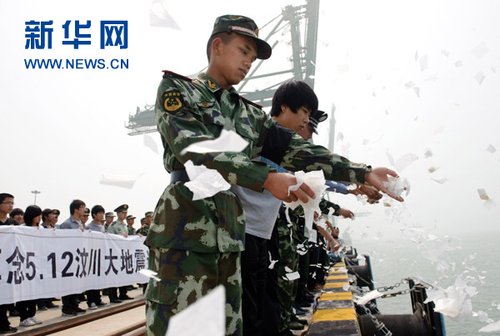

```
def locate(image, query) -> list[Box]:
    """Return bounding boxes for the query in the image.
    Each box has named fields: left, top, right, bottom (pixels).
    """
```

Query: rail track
left=14, top=298, right=146, bottom=336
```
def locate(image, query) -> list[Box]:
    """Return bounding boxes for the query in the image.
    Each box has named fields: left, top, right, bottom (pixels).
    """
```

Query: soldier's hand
left=364, top=167, right=404, bottom=202
left=263, top=172, right=315, bottom=203
left=339, top=208, right=354, bottom=219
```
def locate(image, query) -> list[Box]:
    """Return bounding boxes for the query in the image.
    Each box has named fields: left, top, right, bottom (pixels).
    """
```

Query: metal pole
left=31, top=190, right=41, bottom=205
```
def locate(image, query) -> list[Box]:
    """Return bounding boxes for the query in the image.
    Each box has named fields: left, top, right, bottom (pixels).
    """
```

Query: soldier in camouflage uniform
left=146, top=14, right=402, bottom=336
left=107, top=204, right=133, bottom=302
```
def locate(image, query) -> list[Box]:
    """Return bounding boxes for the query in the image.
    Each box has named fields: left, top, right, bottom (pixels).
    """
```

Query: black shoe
left=38, top=306, right=48, bottom=311
left=74, top=307, right=86, bottom=314
left=289, top=320, right=305, bottom=330
left=292, top=315, right=308, bottom=325
left=8, top=310, right=19, bottom=317
left=110, top=298, right=122, bottom=304
left=46, top=302, right=59, bottom=309
left=0, top=326, right=18, bottom=334
left=119, top=295, right=133, bottom=300
left=62, top=308, right=77, bottom=316
left=96, top=301, right=108, bottom=307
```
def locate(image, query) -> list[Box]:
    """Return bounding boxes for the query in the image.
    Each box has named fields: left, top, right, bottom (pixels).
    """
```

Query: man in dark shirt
left=0, top=193, right=18, bottom=334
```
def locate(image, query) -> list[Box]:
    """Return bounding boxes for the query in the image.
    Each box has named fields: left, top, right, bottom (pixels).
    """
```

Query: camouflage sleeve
left=156, top=75, right=270, bottom=191
left=319, top=198, right=340, bottom=216
left=280, top=132, right=371, bottom=184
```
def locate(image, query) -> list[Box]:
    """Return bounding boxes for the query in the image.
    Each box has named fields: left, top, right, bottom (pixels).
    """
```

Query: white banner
left=0, top=226, right=149, bottom=305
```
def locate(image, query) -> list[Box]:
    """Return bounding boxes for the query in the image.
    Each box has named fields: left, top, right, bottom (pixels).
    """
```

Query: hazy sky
left=1, top=0, right=499, bottom=236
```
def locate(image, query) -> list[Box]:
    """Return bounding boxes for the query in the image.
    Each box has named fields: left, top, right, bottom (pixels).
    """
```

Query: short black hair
left=10, top=208, right=24, bottom=217
left=69, top=199, right=86, bottom=215
left=206, top=32, right=236, bottom=61
left=0, top=193, right=14, bottom=204
left=91, top=205, right=105, bottom=218
left=42, top=208, right=52, bottom=221
left=270, top=80, right=318, bottom=117
left=24, top=205, right=42, bottom=226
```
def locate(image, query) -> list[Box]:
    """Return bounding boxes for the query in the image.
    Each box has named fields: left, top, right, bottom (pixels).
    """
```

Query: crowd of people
left=0, top=193, right=152, bottom=334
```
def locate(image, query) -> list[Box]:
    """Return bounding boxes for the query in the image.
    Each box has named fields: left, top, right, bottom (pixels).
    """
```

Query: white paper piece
left=306, top=228, right=317, bottom=244
left=441, top=49, right=450, bottom=57
left=428, top=166, right=439, bottom=173
left=99, top=172, right=143, bottom=189
left=166, top=285, right=225, bottom=336
left=285, top=271, right=301, bottom=281
left=455, top=60, right=463, bottom=67
left=477, top=188, right=490, bottom=201
left=431, top=177, right=448, bottom=184
left=475, top=72, right=486, bottom=85
left=285, top=170, right=327, bottom=233
left=183, top=160, right=230, bottom=201
left=425, top=277, right=476, bottom=320
left=479, top=320, right=500, bottom=333
left=424, top=149, right=433, bottom=158
left=144, top=134, right=159, bottom=154
left=150, top=0, right=180, bottom=29
left=181, top=129, right=248, bottom=155
left=354, top=290, right=383, bottom=305
left=139, top=269, right=161, bottom=282
left=383, top=176, right=410, bottom=198
left=268, top=251, right=278, bottom=270
left=337, top=132, right=344, bottom=141
left=486, top=144, right=496, bottom=153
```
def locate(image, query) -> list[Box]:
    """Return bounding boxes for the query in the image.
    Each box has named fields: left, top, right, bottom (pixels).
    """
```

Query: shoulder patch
left=162, top=70, right=193, bottom=82
left=161, top=90, right=184, bottom=114
left=241, top=96, right=263, bottom=109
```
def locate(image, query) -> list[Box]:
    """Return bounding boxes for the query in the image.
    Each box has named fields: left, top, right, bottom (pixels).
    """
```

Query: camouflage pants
left=276, top=223, right=298, bottom=332
left=145, top=247, right=242, bottom=336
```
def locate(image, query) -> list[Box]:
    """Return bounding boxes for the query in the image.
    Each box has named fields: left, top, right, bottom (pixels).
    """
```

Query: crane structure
left=125, top=0, right=320, bottom=136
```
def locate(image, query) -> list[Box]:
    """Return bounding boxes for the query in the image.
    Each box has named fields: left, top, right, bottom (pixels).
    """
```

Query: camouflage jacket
left=107, top=220, right=128, bottom=236
left=145, top=71, right=370, bottom=253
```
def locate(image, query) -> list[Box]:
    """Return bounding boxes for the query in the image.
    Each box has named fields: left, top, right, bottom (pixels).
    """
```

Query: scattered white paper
left=181, top=129, right=248, bottom=155
left=455, top=60, right=463, bottom=67
left=383, top=176, right=410, bottom=198
left=425, top=277, right=476, bottom=320
left=354, top=290, right=383, bottom=305
left=285, top=271, right=301, bottom=281
left=184, top=160, right=230, bottom=200
left=431, top=177, right=448, bottom=184
left=479, top=320, right=500, bottom=333
left=477, top=188, right=490, bottom=201
left=150, top=0, right=180, bottom=29
left=441, top=49, right=450, bottom=57
left=268, top=252, right=278, bottom=270
left=394, top=153, right=419, bottom=172
left=424, top=149, right=433, bottom=158
left=139, top=269, right=161, bottom=282
left=428, top=166, right=439, bottom=173
left=486, top=144, right=496, bottom=153
left=166, top=285, right=225, bottom=336
left=285, top=170, right=327, bottom=233
left=475, top=72, right=486, bottom=85
left=99, top=172, right=143, bottom=189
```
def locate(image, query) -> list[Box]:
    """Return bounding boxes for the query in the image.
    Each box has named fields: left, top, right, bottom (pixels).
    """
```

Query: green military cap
left=309, top=110, right=328, bottom=134
left=145, top=211, right=153, bottom=217
left=211, top=15, right=272, bottom=60
left=105, top=212, right=115, bottom=217
left=126, top=215, right=136, bottom=220
left=114, top=204, right=128, bottom=213
left=83, top=207, right=90, bottom=215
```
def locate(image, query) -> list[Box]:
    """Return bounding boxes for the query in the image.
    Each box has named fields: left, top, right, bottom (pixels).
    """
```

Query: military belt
left=170, top=169, right=190, bottom=183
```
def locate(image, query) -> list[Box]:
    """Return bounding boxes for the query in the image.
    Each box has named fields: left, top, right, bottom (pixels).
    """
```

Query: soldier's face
left=213, top=34, right=257, bottom=87
left=297, top=124, right=314, bottom=140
